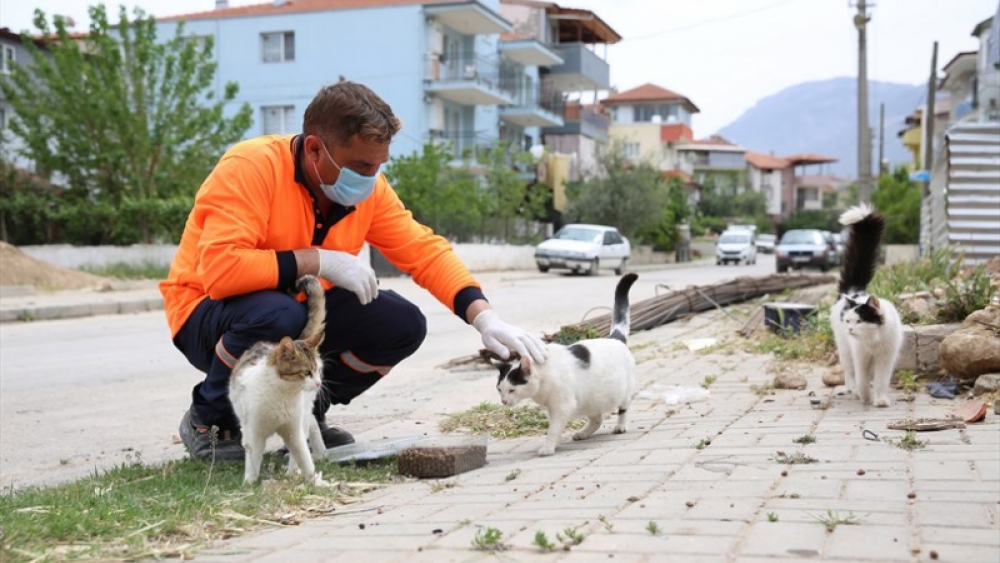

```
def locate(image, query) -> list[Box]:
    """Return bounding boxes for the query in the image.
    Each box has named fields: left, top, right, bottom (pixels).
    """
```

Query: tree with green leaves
left=567, top=140, right=665, bottom=240
left=478, top=142, right=550, bottom=242
left=384, top=142, right=482, bottom=241
left=1, top=5, right=252, bottom=242
left=872, top=165, right=920, bottom=244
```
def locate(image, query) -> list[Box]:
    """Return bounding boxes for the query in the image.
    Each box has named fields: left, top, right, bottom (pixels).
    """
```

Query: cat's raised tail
left=609, top=273, right=639, bottom=344
left=838, top=203, right=886, bottom=295
left=296, top=275, right=326, bottom=340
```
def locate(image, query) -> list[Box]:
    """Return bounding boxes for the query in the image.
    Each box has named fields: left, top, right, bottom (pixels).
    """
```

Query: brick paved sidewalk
left=180, top=309, right=1000, bottom=563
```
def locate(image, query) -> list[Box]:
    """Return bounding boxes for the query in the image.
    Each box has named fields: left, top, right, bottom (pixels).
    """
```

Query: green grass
left=440, top=402, right=583, bottom=438
left=885, top=430, right=927, bottom=451
left=77, top=260, right=170, bottom=281
left=751, top=309, right=835, bottom=363
left=0, top=454, right=398, bottom=563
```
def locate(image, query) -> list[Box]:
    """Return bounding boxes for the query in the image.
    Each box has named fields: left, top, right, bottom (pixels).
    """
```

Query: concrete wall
left=19, top=242, right=673, bottom=273
left=885, top=244, right=919, bottom=265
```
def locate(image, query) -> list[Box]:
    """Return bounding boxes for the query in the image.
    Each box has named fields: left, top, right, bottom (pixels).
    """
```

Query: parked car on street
left=534, top=224, right=630, bottom=276
left=715, top=229, right=757, bottom=265
left=755, top=233, right=777, bottom=254
left=775, top=229, right=839, bottom=272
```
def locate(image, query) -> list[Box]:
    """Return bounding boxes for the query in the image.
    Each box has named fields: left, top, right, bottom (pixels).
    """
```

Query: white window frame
left=261, top=105, right=296, bottom=135
left=1, top=45, right=15, bottom=74
left=623, top=142, right=640, bottom=160
left=261, top=31, right=294, bottom=63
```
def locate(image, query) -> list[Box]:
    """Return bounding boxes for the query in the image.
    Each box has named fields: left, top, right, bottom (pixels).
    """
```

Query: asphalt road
left=0, top=255, right=778, bottom=489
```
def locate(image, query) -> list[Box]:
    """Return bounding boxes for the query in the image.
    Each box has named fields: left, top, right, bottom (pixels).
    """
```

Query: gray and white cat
left=830, top=204, right=903, bottom=407
left=493, top=273, right=639, bottom=456
left=229, top=275, right=327, bottom=484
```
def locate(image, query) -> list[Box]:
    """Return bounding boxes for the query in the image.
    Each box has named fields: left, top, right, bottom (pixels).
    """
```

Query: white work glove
left=317, top=250, right=379, bottom=305
left=473, top=310, right=546, bottom=364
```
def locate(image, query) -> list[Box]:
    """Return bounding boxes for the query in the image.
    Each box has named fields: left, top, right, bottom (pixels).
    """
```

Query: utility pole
left=924, top=42, right=938, bottom=183
left=878, top=103, right=885, bottom=177
left=853, top=0, right=873, bottom=204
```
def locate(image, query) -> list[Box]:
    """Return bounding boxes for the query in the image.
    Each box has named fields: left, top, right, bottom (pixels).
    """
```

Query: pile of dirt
left=0, top=241, right=110, bottom=290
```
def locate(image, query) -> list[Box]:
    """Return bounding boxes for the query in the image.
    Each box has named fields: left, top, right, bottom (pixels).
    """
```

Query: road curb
left=0, top=297, right=164, bottom=323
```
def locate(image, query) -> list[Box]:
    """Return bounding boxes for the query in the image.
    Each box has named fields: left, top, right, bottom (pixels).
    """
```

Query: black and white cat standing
left=493, top=273, right=639, bottom=456
left=830, top=204, right=903, bottom=407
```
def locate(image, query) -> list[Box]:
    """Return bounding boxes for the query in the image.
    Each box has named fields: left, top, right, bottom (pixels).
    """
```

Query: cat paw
left=613, top=425, right=627, bottom=434
left=537, top=446, right=556, bottom=456
left=572, top=431, right=593, bottom=441
left=874, top=395, right=891, bottom=408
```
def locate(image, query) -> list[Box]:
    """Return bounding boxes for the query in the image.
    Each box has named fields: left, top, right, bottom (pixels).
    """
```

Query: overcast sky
left=2, top=0, right=996, bottom=134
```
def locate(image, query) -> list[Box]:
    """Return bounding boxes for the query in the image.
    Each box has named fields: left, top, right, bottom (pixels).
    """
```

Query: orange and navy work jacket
left=159, top=134, right=484, bottom=338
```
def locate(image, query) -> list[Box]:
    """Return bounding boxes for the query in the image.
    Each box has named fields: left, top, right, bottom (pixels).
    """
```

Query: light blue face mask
left=314, top=142, right=379, bottom=207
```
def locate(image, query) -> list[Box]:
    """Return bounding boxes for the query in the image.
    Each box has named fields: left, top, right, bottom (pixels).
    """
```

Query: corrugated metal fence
left=943, top=122, right=1000, bottom=265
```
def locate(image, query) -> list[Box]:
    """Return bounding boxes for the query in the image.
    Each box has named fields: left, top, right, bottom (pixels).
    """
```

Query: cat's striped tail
left=609, top=273, right=638, bottom=344
left=296, top=275, right=327, bottom=340
left=838, top=203, right=886, bottom=295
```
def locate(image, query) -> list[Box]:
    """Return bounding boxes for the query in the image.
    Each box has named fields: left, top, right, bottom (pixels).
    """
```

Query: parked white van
left=715, top=229, right=757, bottom=265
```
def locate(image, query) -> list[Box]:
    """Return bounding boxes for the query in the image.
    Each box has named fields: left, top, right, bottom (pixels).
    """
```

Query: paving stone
left=913, top=501, right=998, bottom=528
left=738, top=521, right=828, bottom=557
left=824, top=524, right=918, bottom=562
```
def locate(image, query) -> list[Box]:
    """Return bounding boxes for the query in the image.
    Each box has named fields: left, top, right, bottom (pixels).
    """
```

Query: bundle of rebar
left=549, top=272, right=837, bottom=339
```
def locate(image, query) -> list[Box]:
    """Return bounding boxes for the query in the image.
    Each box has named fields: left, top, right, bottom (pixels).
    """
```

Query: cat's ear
left=304, top=331, right=324, bottom=349
left=868, top=296, right=881, bottom=311
left=844, top=295, right=857, bottom=307
left=520, top=355, right=533, bottom=377
left=277, top=336, right=296, bottom=361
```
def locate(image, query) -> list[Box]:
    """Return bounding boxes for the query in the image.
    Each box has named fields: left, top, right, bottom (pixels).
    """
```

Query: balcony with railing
left=543, top=43, right=610, bottom=92
left=542, top=102, right=609, bottom=140
left=499, top=87, right=564, bottom=128
left=427, top=129, right=499, bottom=161
left=425, top=51, right=515, bottom=106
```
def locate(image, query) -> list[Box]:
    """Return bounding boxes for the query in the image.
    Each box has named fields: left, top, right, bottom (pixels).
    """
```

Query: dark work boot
left=178, top=407, right=244, bottom=462
left=318, top=419, right=355, bottom=449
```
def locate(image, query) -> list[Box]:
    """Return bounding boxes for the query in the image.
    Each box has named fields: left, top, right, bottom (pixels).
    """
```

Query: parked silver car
left=534, top=224, right=631, bottom=276
left=775, top=229, right=838, bottom=273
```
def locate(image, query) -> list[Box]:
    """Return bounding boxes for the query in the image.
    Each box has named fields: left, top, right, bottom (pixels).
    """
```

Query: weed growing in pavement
left=646, top=521, right=662, bottom=535
left=440, top=402, right=583, bottom=438
left=751, top=381, right=776, bottom=396
left=767, top=512, right=779, bottom=522
left=701, top=375, right=717, bottom=388
left=0, top=455, right=397, bottom=563
left=598, top=515, right=614, bottom=532
left=894, top=370, right=919, bottom=393
left=811, top=509, right=863, bottom=531
left=695, top=437, right=712, bottom=450
left=549, top=325, right=601, bottom=345
left=885, top=430, right=927, bottom=451
left=793, top=435, right=817, bottom=444
left=775, top=451, right=818, bottom=464
left=471, top=527, right=508, bottom=552
left=557, top=527, right=586, bottom=546
left=533, top=531, right=557, bottom=552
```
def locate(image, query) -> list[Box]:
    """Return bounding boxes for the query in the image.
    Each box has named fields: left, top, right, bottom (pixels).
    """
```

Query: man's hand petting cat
left=472, top=310, right=546, bottom=364
left=316, top=249, right=379, bottom=305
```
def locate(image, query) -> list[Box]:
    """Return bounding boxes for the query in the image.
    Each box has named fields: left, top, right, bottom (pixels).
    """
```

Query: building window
left=623, top=142, right=640, bottom=160
left=261, top=31, right=294, bottom=63
left=1, top=45, right=15, bottom=74
left=261, top=105, right=295, bottom=134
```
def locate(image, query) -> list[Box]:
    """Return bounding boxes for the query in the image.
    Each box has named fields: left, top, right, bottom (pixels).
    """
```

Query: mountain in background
left=716, top=77, right=925, bottom=178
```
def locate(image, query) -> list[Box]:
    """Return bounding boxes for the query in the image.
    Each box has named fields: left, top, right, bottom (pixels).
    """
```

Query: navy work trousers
left=172, top=286, right=427, bottom=431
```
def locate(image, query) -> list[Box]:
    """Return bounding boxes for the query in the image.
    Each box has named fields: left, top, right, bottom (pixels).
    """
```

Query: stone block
left=897, top=323, right=960, bottom=374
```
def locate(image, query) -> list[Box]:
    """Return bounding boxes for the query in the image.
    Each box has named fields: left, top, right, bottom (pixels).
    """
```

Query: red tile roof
left=660, top=123, right=693, bottom=143
left=603, top=83, right=700, bottom=113
left=694, top=134, right=736, bottom=146
left=159, top=0, right=471, bottom=22
left=745, top=151, right=789, bottom=170
left=785, top=153, right=838, bottom=165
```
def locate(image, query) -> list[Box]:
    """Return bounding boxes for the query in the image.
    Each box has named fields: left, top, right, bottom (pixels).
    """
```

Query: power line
left=620, top=0, right=810, bottom=43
